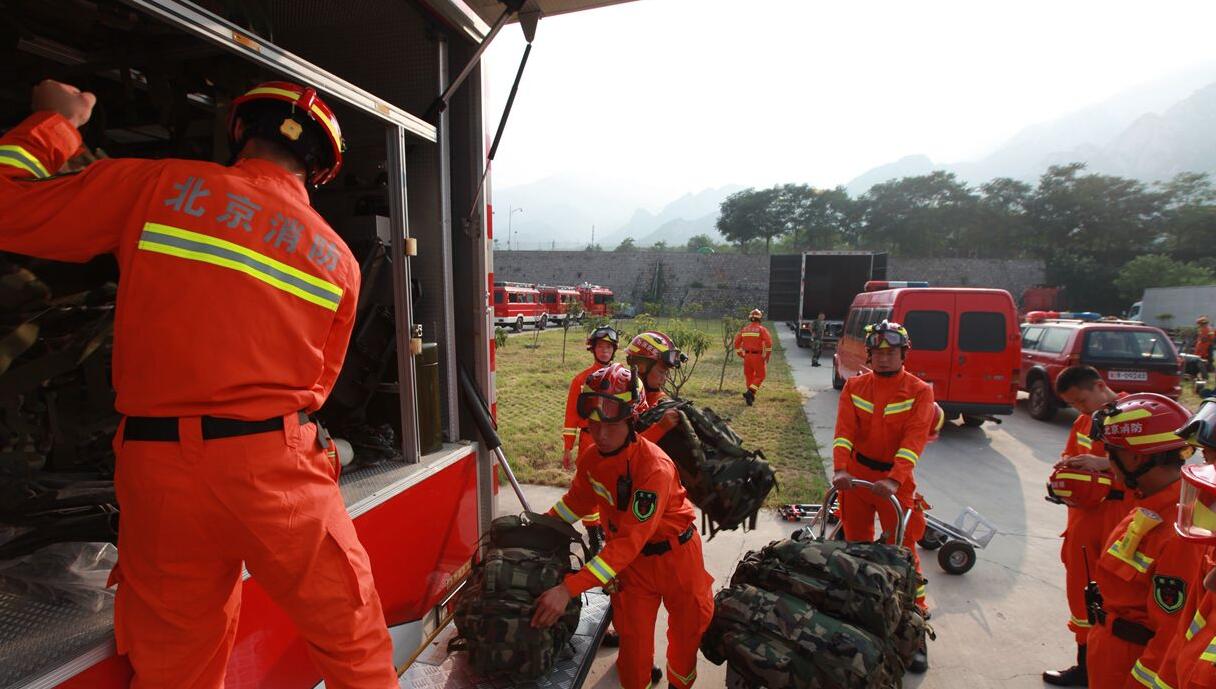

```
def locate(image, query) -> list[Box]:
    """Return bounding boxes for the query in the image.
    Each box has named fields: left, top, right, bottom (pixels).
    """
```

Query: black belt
left=856, top=453, right=894, bottom=472
left=641, top=524, right=695, bottom=556
left=1106, top=617, right=1154, bottom=646
left=124, top=412, right=311, bottom=442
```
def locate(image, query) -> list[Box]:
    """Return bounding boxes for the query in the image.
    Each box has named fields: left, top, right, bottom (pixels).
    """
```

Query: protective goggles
left=588, top=327, right=619, bottom=346
left=865, top=330, right=907, bottom=349
left=1177, top=464, right=1216, bottom=543
left=1177, top=399, right=1216, bottom=450
left=630, top=349, right=687, bottom=369
left=576, top=391, right=635, bottom=423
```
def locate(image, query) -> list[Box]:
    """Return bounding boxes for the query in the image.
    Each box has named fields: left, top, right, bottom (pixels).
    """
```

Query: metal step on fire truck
left=0, top=1, right=627, bottom=687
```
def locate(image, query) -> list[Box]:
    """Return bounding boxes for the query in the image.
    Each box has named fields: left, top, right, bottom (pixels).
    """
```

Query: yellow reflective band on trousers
left=1130, top=660, right=1160, bottom=689
left=0, top=145, right=50, bottom=178
left=668, top=663, right=697, bottom=686
left=137, top=223, right=343, bottom=310
left=585, top=556, right=617, bottom=584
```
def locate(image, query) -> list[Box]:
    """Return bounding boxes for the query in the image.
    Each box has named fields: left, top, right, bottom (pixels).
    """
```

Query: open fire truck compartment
left=0, top=1, right=620, bottom=686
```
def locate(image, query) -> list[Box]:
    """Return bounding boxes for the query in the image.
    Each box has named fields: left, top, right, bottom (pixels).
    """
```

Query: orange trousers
left=839, top=486, right=928, bottom=608
left=742, top=354, right=767, bottom=393
left=1061, top=501, right=1129, bottom=644
left=1086, top=624, right=1143, bottom=689
left=110, top=413, right=397, bottom=689
left=612, top=530, right=715, bottom=689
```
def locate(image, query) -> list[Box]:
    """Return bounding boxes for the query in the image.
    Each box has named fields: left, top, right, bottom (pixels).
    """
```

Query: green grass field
left=495, top=320, right=826, bottom=504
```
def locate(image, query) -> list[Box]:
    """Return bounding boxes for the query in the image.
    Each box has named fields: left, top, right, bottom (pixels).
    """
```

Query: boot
left=909, top=638, right=928, bottom=673
left=651, top=667, right=663, bottom=684
left=811, top=360, right=820, bottom=366
left=602, top=629, right=619, bottom=647
left=742, top=390, right=755, bottom=406
left=1042, top=645, right=1087, bottom=686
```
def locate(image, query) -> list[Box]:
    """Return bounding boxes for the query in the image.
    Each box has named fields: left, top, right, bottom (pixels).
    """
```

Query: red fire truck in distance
left=577, top=282, right=615, bottom=318
left=493, top=281, right=547, bottom=331
left=539, top=284, right=583, bottom=324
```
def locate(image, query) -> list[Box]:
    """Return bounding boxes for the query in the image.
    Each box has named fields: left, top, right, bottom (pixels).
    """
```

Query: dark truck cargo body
left=769, top=253, right=887, bottom=348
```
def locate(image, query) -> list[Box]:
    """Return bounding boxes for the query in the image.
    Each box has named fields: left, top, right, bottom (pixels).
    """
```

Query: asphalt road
left=497, top=325, right=1081, bottom=688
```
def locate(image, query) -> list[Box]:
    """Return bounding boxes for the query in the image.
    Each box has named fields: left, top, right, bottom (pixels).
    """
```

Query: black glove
left=587, top=525, right=605, bottom=556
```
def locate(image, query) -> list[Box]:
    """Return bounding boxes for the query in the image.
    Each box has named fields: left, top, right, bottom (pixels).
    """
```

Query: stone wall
left=492, top=251, right=1047, bottom=315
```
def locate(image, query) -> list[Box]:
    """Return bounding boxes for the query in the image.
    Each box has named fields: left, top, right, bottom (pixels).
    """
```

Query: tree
left=719, top=316, right=744, bottom=392
left=861, top=171, right=981, bottom=257
left=686, top=234, right=715, bottom=252
left=717, top=187, right=784, bottom=252
left=662, top=319, right=711, bottom=398
left=584, top=243, right=603, bottom=252
left=614, top=237, right=637, bottom=252
left=1113, top=254, right=1216, bottom=302
left=651, top=240, right=668, bottom=252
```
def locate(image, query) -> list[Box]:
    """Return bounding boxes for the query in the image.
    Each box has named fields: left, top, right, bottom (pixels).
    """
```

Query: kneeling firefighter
left=1084, top=393, right=1203, bottom=689
left=532, top=363, right=714, bottom=689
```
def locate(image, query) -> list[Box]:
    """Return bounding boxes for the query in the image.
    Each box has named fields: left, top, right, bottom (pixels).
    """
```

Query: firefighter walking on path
left=0, top=80, right=397, bottom=688
left=1043, top=366, right=1132, bottom=686
left=1082, top=393, right=1202, bottom=689
left=532, top=363, right=715, bottom=689
left=733, top=309, right=772, bottom=406
left=831, top=320, right=935, bottom=670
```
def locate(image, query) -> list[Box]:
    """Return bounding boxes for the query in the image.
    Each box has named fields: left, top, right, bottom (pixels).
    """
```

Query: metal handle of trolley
left=804, top=479, right=912, bottom=546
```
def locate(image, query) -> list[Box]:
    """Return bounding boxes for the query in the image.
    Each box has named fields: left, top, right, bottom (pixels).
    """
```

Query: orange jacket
left=563, top=362, right=605, bottom=452
left=0, top=112, right=359, bottom=419
left=1096, top=483, right=1204, bottom=686
left=1198, top=325, right=1214, bottom=359
left=1156, top=546, right=1216, bottom=689
left=638, top=389, right=679, bottom=444
left=734, top=322, right=772, bottom=360
left=549, top=437, right=696, bottom=596
left=832, top=369, right=935, bottom=489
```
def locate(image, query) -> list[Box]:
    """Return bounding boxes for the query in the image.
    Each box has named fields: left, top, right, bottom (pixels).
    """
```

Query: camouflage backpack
left=637, top=398, right=776, bottom=536
left=451, top=512, right=586, bottom=679
left=701, top=584, right=899, bottom=689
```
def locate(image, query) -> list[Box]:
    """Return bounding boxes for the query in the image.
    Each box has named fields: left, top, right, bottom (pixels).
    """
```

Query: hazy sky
left=484, top=0, right=1216, bottom=196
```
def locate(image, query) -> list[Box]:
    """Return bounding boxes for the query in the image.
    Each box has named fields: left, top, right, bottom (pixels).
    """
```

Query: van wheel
left=1028, top=378, right=1058, bottom=421
left=962, top=415, right=984, bottom=427
left=514, top=316, right=524, bottom=332
left=832, top=365, right=845, bottom=391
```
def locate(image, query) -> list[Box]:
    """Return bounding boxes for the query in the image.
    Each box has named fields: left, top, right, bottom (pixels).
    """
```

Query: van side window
left=960, top=312, right=1007, bottom=352
left=1021, top=326, right=1044, bottom=350
left=843, top=311, right=858, bottom=338
left=858, top=309, right=875, bottom=336
left=495, top=292, right=503, bottom=305
left=508, top=293, right=517, bottom=304
left=1037, top=327, right=1071, bottom=354
left=903, top=310, right=949, bottom=351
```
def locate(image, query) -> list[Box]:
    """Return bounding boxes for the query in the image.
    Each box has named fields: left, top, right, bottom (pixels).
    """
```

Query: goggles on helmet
left=1177, top=399, right=1216, bottom=450
left=863, top=321, right=910, bottom=350
left=587, top=326, right=619, bottom=346
left=576, top=391, right=635, bottom=423
left=1177, top=464, right=1216, bottom=543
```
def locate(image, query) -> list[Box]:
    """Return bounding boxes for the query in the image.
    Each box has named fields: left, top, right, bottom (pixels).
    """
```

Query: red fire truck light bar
left=864, top=280, right=930, bottom=291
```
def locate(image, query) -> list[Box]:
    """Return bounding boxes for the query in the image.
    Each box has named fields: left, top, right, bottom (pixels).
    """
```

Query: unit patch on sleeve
left=1153, top=574, right=1187, bottom=614
left=632, top=490, right=658, bottom=522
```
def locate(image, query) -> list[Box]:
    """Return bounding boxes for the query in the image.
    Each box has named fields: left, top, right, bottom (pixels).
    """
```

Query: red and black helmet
left=585, top=325, right=619, bottom=352
left=576, top=363, right=647, bottom=423
left=228, top=81, right=346, bottom=187
left=626, top=331, right=686, bottom=369
left=1091, top=393, right=1191, bottom=455
left=864, top=320, right=911, bottom=351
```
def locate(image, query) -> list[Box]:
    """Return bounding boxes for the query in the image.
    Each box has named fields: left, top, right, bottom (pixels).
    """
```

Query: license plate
left=1108, top=370, right=1149, bottom=382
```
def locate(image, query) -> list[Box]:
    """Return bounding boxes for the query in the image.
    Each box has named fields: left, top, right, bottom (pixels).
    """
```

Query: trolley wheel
left=938, top=539, right=977, bottom=575
left=918, top=530, right=948, bottom=551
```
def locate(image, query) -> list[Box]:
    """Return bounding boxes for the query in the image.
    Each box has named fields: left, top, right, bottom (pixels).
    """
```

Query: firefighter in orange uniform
left=532, top=364, right=714, bottom=689
left=1155, top=400, right=1216, bottom=689
left=734, top=308, right=772, bottom=406
left=1083, top=393, right=1203, bottom=689
left=627, top=331, right=687, bottom=444
left=0, top=80, right=396, bottom=688
left=1043, top=366, right=1132, bottom=686
left=1197, top=316, right=1214, bottom=379
left=832, top=320, right=934, bottom=668
left=561, top=326, right=619, bottom=554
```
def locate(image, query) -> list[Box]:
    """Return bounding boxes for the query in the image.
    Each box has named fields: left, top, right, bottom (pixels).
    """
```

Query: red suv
left=1019, top=319, right=1182, bottom=420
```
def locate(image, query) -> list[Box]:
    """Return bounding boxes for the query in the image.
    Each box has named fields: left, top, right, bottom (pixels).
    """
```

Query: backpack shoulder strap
left=635, top=397, right=691, bottom=432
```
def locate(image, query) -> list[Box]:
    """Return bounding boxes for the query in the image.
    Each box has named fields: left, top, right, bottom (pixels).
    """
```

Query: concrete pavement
left=496, top=325, right=1081, bottom=688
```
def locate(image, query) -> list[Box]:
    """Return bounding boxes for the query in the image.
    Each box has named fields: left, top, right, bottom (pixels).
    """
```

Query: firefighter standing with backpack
left=1082, top=393, right=1203, bottom=689
left=561, top=326, right=619, bottom=554
left=532, top=363, right=715, bottom=689
left=734, top=309, right=772, bottom=406
left=1042, top=366, right=1132, bottom=686
left=831, top=320, right=934, bottom=670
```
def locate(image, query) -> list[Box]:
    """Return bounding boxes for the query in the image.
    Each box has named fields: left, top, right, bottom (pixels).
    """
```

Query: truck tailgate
left=400, top=590, right=611, bottom=688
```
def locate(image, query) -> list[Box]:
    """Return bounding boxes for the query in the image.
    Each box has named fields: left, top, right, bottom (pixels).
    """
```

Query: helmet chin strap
left=1112, top=451, right=1157, bottom=490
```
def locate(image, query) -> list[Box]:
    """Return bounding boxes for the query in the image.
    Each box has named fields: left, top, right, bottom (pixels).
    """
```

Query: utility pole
left=591, top=224, right=595, bottom=249
left=508, top=205, right=524, bottom=251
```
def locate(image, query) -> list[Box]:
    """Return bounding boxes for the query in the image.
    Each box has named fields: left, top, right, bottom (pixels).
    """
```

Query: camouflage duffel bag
left=731, top=538, right=903, bottom=638
left=701, top=584, right=899, bottom=689
left=451, top=512, right=586, bottom=679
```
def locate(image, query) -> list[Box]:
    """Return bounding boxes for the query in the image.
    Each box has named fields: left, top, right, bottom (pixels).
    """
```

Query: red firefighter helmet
left=625, top=331, right=687, bottom=369
left=228, top=81, right=346, bottom=187
left=1047, top=467, right=1114, bottom=509
left=1177, top=463, right=1216, bottom=543
left=1091, top=393, right=1191, bottom=455
left=864, top=320, right=911, bottom=351
left=576, top=363, right=647, bottom=422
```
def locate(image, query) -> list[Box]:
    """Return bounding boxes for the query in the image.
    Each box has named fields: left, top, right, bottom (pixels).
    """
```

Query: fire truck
left=538, top=284, right=583, bottom=324
left=576, top=282, right=614, bottom=318
left=492, top=281, right=547, bottom=331
left=0, top=1, right=620, bottom=688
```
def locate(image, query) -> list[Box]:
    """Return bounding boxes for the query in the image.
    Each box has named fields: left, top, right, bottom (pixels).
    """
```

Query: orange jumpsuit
left=1087, top=483, right=1203, bottom=689
left=833, top=368, right=934, bottom=607
left=639, top=389, right=680, bottom=444
left=1198, top=325, right=1214, bottom=364
left=1157, top=547, right=1216, bottom=689
left=563, top=362, right=605, bottom=526
left=734, top=321, right=772, bottom=395
left=1059, top=410, right=1131, bottom=645
left=0, top=112, right=396, bottom=688
left=550, top=437, right=714, bottom=689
